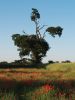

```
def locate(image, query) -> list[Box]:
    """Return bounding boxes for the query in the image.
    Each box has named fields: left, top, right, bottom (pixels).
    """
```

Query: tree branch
left=39, top=25, right=47, bottom=30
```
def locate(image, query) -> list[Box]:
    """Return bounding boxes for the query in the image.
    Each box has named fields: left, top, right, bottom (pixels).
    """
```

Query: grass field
left=0, top=62, right=75, bottom=100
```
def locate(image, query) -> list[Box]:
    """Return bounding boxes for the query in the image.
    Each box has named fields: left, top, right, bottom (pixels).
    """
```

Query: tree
left=12, top=8, right=63, bottom=64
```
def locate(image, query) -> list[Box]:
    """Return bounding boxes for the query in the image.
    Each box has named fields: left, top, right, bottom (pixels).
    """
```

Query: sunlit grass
left=0, top=62, right=75, bottom=80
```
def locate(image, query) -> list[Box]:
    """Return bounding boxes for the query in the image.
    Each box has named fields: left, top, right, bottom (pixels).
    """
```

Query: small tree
left=12, top=8, right=63, bottom=64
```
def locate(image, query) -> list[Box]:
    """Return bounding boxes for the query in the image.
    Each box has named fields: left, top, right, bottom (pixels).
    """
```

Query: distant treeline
left=0, top=60, right=34, bottom=68
left=48, top=60, right=71, bottom=64
left=0, top=60, right=71, bottom=68
left=0, top=60, right=45, bottom=68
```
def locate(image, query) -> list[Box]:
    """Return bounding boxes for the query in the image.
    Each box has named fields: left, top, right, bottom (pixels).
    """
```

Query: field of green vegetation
left=0, top=62, right=75, bottom=100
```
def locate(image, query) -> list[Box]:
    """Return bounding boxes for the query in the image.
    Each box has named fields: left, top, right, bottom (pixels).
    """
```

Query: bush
left=0, top=61, right=8, bottom=64
left=61, top=60, right=71, bottom=63
left=48, top=60, right=55, bottom=64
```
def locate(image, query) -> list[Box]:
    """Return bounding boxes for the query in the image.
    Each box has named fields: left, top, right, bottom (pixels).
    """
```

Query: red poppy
left=42, top=84, right=54, bottom=93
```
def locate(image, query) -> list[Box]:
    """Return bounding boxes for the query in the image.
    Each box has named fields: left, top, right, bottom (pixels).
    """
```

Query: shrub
left=48, top=60, right=55, bottom=64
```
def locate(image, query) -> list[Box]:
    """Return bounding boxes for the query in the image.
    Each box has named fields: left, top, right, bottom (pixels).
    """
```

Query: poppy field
left=0, top=63, right=75, bottom=100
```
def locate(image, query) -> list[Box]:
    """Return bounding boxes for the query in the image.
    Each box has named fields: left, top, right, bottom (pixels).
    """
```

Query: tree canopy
left=12, top=8, right=63, bottom=64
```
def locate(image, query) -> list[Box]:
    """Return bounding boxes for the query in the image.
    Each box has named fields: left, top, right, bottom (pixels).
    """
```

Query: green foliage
left=31, top=8, right=40, bottom=21
left=0, top=91, right=16, bottom=100
left=12, top=34, right=49, bottom=63
left=46, top=26, right=63, bottom=37
left=12, top=8, right=63, bottom=64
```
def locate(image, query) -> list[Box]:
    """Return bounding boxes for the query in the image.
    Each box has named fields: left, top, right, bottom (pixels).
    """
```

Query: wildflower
left=42, top=84, right=54, bottom=93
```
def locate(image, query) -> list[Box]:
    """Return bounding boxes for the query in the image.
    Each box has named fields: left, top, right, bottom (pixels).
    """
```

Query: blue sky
left=0, top=0, right=75, bottom=63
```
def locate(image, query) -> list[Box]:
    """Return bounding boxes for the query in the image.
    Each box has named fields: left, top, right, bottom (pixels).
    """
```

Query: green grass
left=0, top=62, right=75, bottom=100
left=46, top=62, right=75, bottom=80
left=46, top=62, right=75, bottom=71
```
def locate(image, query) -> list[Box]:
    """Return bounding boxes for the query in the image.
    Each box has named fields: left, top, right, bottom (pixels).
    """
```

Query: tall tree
left=12, top=8, right=63, bottom=64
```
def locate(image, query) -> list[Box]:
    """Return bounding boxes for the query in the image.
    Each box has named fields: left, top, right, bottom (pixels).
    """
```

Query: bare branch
left=42, top=31, right=46, bottom=38
left=39, top=25, right=47, bottom=30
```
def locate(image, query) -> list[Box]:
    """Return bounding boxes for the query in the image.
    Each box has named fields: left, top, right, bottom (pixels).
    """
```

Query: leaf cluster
left=46, top=26, right=63, bottom=37
left=12, top=34, right=49, bottom=63
left=31, top=8, right=40, bottom=21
